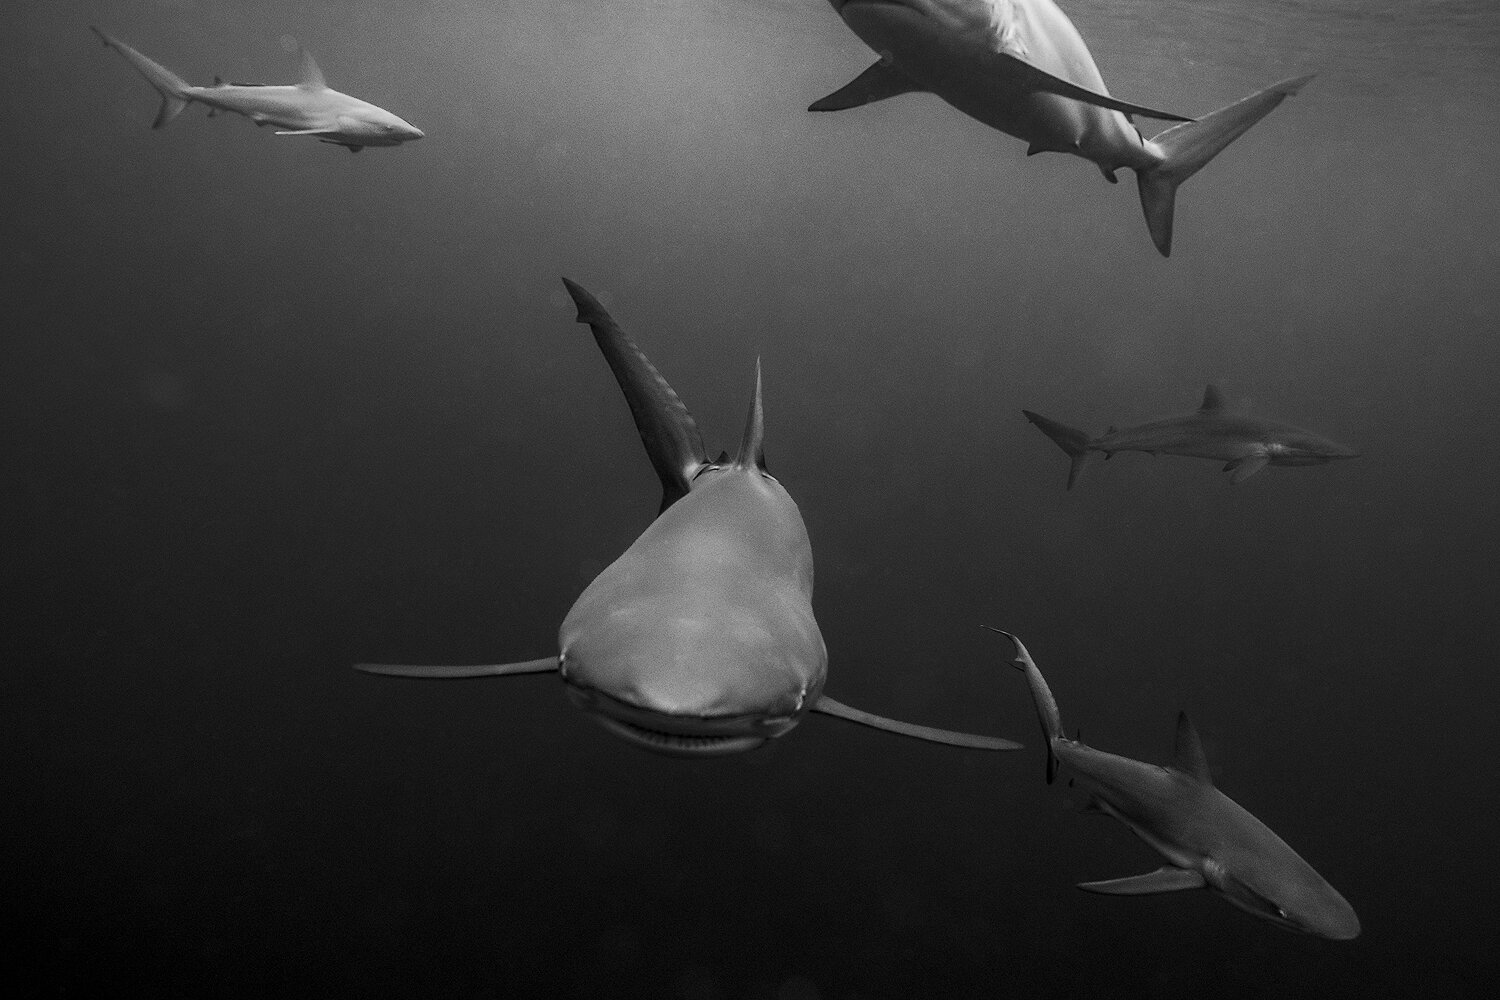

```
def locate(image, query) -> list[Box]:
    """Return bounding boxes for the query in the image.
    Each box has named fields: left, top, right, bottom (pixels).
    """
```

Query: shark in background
left=357, top=279, right=1022, bottom=758
left=986, top=628, right=1360, bottom=940
left=812, top=0, right=1311, bottom=255
left=1023, top=385, right=1359, bottom=488
left=90, top=26, right=423, bottom=151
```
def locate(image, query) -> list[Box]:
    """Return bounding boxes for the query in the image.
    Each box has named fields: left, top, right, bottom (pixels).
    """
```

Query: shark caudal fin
left=1022, top=410, right=1095, bottom=489
left=1136, top=75, right=1314, bottom=257
left=91, top=26, right=194, bottom=129
left=982, top=628, right=1064, bottom=783
left=561, top=278, right=708, bottom=513
left=734, top=359, right=766, bottom=471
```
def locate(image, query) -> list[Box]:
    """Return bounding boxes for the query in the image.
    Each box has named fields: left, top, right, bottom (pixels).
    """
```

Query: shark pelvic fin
left=1225, top=454, right=1269, bottom=484
left=353, top=656, right=560, bottom=679
left=811, top=695, right=1022, bottom=750
left=298, top=50, right=327, bottom=90
left=809, top=59, right=925, bottom=111
left=1078, top=866, right=1206, bottom=895
left=1173, top=711, right=1214, bottom=784
left=560, top=278, right=708, bottom=513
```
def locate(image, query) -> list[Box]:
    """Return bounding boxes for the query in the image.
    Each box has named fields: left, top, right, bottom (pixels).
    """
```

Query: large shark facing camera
left=812, top=1, right=1311, bottom=255
left=357, top=280, right=1021, bottom=758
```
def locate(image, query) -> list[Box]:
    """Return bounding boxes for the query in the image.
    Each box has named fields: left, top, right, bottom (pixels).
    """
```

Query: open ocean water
left=5, top=1, right=1498, bottom=996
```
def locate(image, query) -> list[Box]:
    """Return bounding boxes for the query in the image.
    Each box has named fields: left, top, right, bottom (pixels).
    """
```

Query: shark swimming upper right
left=812, top=0, right=1311, bottom=255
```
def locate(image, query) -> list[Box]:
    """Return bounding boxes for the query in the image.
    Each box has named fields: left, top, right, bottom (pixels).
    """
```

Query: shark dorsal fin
left=298, top=50, right=327, bottom=90
left=1199, top=385, right=1227, bottom=413
left=734, top=358, right=765, bottom=470
left=1173, top=712, right=1213, bottom=785
left=561, top=278, right=707, bottom=512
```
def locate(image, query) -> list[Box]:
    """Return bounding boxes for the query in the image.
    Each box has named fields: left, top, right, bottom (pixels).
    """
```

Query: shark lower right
left=985, top=628, right=1360, bottom=940
left=356, top=279, right=1022, bottom=758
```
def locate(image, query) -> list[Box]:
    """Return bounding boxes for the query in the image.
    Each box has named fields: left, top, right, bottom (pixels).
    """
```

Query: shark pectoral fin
left=992, top=51, right=1193, bottom=123
left=353, top=656, right=560, bottom=679
left=1078, top=867, right=1206, bottom=895
left=274, top=127, right=339, bottom=135
left=1225, top=454, right=1269, bottom=484
left=809, top=60, right=925, bottom=111
left=810, top=695, right=1023, bottom=750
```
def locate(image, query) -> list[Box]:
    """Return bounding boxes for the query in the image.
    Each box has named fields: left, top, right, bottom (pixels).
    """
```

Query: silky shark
left=91, top=27, right=423, bottom=151
left=985, top=628, right=1360, bottom=939
left=356, top=279, right=1021, bottom=757
left=1023, top=385, right=1359, bottom=489
left=811, top=1, right=1311, bottom=255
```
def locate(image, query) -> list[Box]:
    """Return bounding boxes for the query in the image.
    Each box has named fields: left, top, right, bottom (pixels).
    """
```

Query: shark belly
left=558, top=471, right=825, bottom=749
left=839, top=2, right=1154, bottom=169
left=192, top=85, right=324, bottom=129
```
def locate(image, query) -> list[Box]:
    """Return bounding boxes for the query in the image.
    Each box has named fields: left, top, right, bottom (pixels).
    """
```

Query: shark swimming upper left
left=90, top=27, right=423, bottom=151
left=356, top=279, right=1022, bottom=758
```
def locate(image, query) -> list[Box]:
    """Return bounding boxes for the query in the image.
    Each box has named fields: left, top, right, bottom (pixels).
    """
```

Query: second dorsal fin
left=734, top=359, right=765, bottom=471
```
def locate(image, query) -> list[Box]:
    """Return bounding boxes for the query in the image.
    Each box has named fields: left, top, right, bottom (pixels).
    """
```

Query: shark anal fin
left=809, top=59, right=925, bottom=112
left=811, top=695, right=1022, bottom=750
left=560, top=278, right=708, bottom=512
left=1225, top=454, right=1268, bottom=484
left=353, top=656, right=559, bottom=679
left=1172, top=711, right=1214, bottom=784
left=1078, top=867, right=1206, bottom=895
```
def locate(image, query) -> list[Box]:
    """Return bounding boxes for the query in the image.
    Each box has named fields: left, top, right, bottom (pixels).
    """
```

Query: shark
left=1023, top=385, right=1359, bottom=489
left=90, top=26, right=424, bottom=151
left=356, top=279, right=1022, bottom=758
left=811, top=1, right=1311, bottom=255
left=985, top=628, right=1360, bottom=939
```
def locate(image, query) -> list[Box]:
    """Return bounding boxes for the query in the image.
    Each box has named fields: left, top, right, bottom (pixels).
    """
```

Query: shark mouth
left=591, top=715, right=768, bottom=756
left=564, top=682, right=795, bottom=757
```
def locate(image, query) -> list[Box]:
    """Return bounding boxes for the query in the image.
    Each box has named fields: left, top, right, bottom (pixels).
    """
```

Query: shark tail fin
left=1135, top=75, right=1314, bottom=256
left=1022, top=410, right=1094, bottom=489
left=560, top=278, right=708, bottom=513
left=90, top=26, right=194, bottom=129
left=982, top=627, right=1065, bottom=784
left=734, top=358, right=766, bottom=471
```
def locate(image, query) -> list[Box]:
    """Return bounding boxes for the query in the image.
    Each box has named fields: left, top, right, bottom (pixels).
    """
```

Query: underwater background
left=6, top=1, right=1499, bottom=996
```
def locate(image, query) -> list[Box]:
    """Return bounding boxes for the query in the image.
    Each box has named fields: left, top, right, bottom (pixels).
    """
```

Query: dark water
left=7, top=1, right=1498, bottom=996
